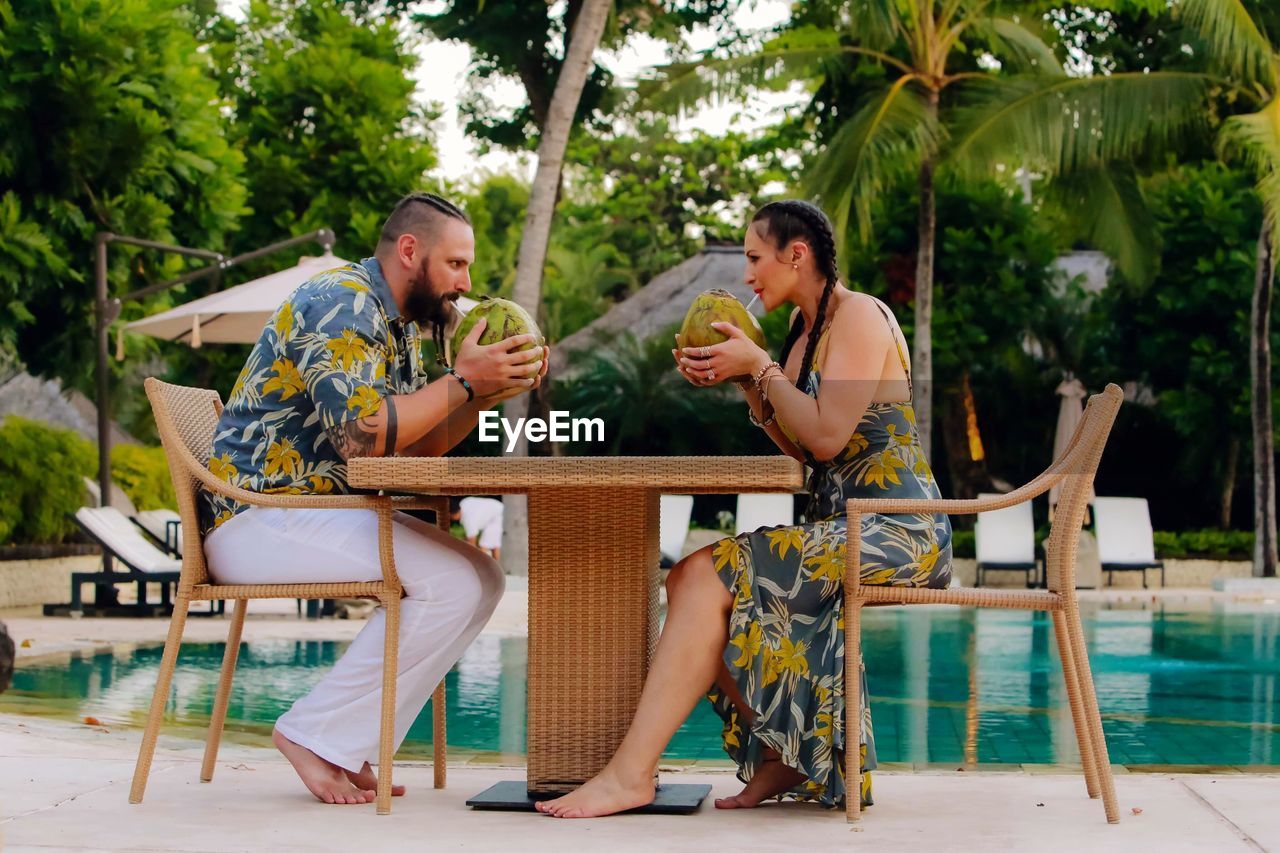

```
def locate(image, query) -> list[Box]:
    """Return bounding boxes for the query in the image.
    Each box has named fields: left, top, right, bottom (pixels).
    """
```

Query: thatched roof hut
left=552, top=245, right=762, bottom=373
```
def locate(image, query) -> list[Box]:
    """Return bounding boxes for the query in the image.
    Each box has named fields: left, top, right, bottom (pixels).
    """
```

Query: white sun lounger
left=1092, top=497, right=1165, bottom=588
left=735, top=493, right=795, bottom=536
left=975, top=492, right=1040, bottom=587
left=67, top=506, right=182, bottom=613
left=659, top=494, right=694, bottom=567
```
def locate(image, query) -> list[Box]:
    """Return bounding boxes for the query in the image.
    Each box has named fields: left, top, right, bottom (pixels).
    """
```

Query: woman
left=536, top=200, right=953, bottom=818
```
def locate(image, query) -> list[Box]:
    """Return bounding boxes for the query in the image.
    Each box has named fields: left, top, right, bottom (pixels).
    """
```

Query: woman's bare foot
left=533, top=767, right=655, bottom=819
left=714, top=758, right=806, bottom=809
left=345, top=762, right=406, bottom=797
left=271, top=728, right=375, bottom=805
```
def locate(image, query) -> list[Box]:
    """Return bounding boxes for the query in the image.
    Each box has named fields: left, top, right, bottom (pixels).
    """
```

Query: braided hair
left=752, top=200, right=841, bottom=393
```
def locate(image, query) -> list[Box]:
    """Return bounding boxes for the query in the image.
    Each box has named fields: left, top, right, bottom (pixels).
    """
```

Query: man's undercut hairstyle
left=377, top=192, right=470, bottom=252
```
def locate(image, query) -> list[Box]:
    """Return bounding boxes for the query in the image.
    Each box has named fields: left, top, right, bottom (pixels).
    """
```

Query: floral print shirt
left=200, top=258, right=429, bottom=535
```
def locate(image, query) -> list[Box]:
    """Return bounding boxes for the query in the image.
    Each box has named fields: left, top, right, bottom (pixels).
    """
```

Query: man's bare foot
left=533, top=767, right=655, bottom=819
left=272, top=728, right=375, bottom=805
left=714, top=758, right=806, bottom=809
left=345, top=762, right=406, bottom=797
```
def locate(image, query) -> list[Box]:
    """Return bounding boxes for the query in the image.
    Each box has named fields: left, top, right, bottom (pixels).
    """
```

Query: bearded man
left=200, top=192, right=546, bottom=804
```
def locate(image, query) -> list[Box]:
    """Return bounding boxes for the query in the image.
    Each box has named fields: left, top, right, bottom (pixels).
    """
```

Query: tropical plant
left=645, top=0, right=1210, bottom=459
left=1178, top=0, right=1280, bottom=576
left=553, top=330, right=773, bottom=456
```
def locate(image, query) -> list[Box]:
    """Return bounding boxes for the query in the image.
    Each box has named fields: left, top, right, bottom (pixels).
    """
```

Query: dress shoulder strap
left=870, top=299, right=913, bottom=395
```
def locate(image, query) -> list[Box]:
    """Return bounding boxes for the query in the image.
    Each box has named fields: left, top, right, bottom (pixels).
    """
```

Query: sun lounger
left=131, top=509, right=182, bottom=557
left=975, top=492, right=1041, bottom=587
left=62, top=506, right=181, bottom=614
left=1092, top=496, right=1165, bottom=588
left=734, top=492, right=794, bottom=536
left=659, top=495, right=694, bottom=567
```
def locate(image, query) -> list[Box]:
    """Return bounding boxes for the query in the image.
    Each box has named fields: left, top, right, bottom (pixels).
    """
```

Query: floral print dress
left=707, top=300, right=953, bottom=808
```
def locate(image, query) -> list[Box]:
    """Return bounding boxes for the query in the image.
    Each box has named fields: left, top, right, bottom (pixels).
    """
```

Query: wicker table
left=348, top=455, right=803, bottom=806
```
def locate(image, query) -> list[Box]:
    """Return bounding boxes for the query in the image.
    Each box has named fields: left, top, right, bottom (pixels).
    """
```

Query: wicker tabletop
left=348, top=455, right=804, bottom=494
left=349, top=454, right=803, bottom=796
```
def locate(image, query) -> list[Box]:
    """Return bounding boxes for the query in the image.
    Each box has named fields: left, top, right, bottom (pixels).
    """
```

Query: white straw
left=745, top=293, right=760, bottom=311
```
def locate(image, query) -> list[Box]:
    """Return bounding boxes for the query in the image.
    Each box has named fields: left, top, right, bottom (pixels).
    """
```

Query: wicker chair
left=130, top=377, right=448, bottom=815
left=843, top=383, right=1125, bottom=824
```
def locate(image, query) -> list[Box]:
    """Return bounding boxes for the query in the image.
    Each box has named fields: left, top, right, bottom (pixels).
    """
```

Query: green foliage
left=953, top=528, right=1252, bottom=561
left=210, top=0, right=438, bottom=257
left=110, top=444, right=176, bottom=511
left=552, top=329, right=775, bottom=456
left=129, top=0, right=441, bottom=415
left=1153, top=529, right=1254, bottom=560
left=458, top=120, right=795, bottom=342
left=1088, top=162, right=1268, bottom=525
left=0, top=0, right=249, bottom=389
left=416, top=1, right=737, bottom=149
left=0, top=417, right=95, bottom=546
left=460, top=174, right=529, bottom=297
left=558, top=118, right=794, bottom=289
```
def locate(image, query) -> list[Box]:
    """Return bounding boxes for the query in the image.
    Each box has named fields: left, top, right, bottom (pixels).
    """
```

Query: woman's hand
left=676, top=322, right=770, bottom=386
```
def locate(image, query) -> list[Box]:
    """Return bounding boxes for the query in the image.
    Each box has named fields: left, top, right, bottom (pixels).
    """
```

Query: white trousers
left=203, top=507, right=504, bottom=772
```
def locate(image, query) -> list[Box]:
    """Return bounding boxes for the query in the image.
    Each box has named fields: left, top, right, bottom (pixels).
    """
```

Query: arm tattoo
left=383, top=397, right=398, bottom=456
left=325, top=417, right=381, bottom=461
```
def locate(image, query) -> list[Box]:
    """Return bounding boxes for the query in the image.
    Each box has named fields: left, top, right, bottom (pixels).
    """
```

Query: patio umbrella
left=1048, top=374, right=1094, bottom=516
left=124, top=253, right=477, bottom=347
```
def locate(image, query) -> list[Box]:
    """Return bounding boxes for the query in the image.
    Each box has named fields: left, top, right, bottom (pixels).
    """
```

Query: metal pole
left=105, top=235, right=224, bottom=260
left=93, top=232, right=117, bottom=595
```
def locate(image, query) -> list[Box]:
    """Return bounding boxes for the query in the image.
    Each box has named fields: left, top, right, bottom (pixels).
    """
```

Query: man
left=450, top=496, right=504, bottom=560
left=200, top=192, right=547, bottom=805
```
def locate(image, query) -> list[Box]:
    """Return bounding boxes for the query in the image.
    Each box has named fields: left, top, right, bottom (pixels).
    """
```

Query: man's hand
left=451, top=318, right=544, bottom=398
left=480, top=344, right=550, bottom=405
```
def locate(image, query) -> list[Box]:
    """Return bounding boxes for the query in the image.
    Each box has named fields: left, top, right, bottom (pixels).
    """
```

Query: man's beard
left=403, top=257, right=458, bottom=330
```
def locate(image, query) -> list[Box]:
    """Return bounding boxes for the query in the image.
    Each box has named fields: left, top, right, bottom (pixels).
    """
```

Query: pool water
left=5, top=607, right=1278, bottom=767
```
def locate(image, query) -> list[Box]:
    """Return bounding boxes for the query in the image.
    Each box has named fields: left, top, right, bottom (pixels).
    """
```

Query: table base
left=466, top=781, right=712, bottom=815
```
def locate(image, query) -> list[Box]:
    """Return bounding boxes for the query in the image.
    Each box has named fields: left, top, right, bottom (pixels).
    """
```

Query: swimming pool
left=4, top=607, right=1277, bottom=767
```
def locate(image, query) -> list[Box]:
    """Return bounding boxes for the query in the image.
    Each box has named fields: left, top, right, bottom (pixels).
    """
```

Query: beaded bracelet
left=445, top=366, right=475, bottom=402
left=752, top=360, right=782, bottom=386
left=747, top=361, right=785, bottom=428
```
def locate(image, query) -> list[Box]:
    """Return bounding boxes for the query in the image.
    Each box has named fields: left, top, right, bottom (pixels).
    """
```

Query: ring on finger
left=707, top=369, right=716, bottom=381
left=700, top=346, right=709, bottom=359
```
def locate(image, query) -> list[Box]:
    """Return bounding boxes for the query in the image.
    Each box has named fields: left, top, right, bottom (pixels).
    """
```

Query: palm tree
left=500, top=0, right=612, bottom=575
left=1180, top=0, right=1279, bottom=577
left=647, top=1, right=1209, bottom=459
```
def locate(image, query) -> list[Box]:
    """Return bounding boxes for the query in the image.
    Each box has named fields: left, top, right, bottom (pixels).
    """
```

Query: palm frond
left=1218, top=97, right=1280, bottom=247
left=947, top=72, right=1211, bottom=179
left=965, top=15, right=1065, bottom=76
left=636, top=26, right=841, bottom=116
left=802, top=78, right=939, bottom=251
left=636, top=25, right=913, bottom=115
left=1043, top=166, right=1159, bottom=285
left=843, top=0, right=903, bottom=53
left=1178, top=0, right=1276, bottom=91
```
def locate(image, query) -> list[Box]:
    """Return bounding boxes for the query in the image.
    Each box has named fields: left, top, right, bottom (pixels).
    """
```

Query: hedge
left=0, top=416, right=176, bottom=545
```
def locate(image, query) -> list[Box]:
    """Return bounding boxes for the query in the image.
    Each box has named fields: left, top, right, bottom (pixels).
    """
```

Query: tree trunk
left=1251, top=223, right=1277, bottom=578
left=1220, top=435, right=1239, bottom=531
left=912, top=121, right=937, bottom=462
left=499, top=0, right=613, bottom=577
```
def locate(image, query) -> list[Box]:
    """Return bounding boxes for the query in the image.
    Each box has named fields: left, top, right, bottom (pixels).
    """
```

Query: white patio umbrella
left=124, top=253, right=477, bottom=347
left=1048, top=374, right=1094, bottom=516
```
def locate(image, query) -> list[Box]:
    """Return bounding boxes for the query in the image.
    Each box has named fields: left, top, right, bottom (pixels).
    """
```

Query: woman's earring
left=792, top=263, right=798, bottom=270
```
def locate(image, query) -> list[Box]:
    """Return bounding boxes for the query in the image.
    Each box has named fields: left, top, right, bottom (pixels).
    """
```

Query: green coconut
left=450, top=296, right=544, bottom=366
left=678, top=289, right=766, bottom=381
